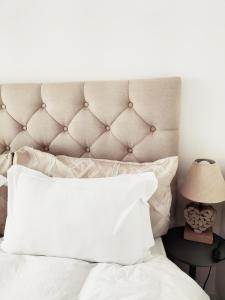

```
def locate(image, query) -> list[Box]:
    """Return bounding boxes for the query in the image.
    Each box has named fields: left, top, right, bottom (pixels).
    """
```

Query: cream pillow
left=14, top=146, right=178, bottom=237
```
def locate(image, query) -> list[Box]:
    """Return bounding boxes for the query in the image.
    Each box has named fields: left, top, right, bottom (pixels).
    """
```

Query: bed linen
left=0, top=238, right=209, bottom=300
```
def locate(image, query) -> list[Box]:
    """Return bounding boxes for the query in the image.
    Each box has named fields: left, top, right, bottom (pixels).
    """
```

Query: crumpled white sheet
left=0, top=239, right=209, bottom=300
left=0, top=249, right=94, bottom=300
left=78, top=255, right=209, bottom=300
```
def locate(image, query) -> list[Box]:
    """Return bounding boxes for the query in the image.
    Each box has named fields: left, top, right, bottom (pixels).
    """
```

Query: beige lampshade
left=180, top=159, right=225, bottom=204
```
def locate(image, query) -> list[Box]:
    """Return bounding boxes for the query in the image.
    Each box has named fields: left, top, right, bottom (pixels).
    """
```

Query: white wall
left=1, top=0, right=225, bottom=176
left=0, top=0, right=225, bottom=298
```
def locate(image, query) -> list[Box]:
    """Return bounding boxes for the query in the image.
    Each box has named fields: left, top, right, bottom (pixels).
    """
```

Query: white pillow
left=2, top=165, right=158, bottom=265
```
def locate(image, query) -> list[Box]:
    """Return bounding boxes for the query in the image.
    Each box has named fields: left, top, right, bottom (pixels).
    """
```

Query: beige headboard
left=0, top=78, right=180, bottom=166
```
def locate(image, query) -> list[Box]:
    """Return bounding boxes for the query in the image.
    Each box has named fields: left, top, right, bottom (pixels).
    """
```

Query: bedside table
left=162, top=226, right=225, bottom=288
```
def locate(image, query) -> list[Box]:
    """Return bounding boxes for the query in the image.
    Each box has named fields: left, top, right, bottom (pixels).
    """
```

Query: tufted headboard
left=0, top=78, right=180, bottom=165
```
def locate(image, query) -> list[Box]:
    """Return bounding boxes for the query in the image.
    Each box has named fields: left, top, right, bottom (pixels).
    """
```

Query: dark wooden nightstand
left=162, top=226, right=225, bottom=288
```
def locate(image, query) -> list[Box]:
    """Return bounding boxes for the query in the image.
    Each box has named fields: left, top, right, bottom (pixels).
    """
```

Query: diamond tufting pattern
left=0, top=78, right=180, bottom=163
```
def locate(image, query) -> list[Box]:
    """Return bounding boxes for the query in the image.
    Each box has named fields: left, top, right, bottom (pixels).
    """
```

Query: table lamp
left=180, top=159, right=225, bottom=244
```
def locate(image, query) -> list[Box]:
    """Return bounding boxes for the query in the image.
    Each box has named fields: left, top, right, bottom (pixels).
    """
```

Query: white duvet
left=0, top=239, right=209, bottom=300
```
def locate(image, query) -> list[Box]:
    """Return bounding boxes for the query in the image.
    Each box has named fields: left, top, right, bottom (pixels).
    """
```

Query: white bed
left=0, top=79, right=209, bottom=300
left=0, top=237, right=209, bottom=300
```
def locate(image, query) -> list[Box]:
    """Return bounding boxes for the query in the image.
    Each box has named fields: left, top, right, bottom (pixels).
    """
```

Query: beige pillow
left=14, top=146, right=178, bottom=237
left=0, top=153, right=12, bottom=236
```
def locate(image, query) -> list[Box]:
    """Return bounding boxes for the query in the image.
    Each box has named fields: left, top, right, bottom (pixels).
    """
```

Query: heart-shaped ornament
left=184, top=204, right=216, bottom=233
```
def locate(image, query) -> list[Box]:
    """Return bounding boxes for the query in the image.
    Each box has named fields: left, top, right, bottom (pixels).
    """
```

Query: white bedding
left=0, top=237, right=209, bottom=300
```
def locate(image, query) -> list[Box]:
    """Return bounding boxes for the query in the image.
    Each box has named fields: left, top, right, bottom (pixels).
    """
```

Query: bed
left=0, top=78, right=209, bottom=299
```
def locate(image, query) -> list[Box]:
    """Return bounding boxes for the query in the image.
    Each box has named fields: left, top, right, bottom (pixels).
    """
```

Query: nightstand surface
left=162, top=226, right=222, bottom=267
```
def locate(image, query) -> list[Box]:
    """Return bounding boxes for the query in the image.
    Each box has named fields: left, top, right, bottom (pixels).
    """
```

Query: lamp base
left=184, top=223, right=213, bottom=244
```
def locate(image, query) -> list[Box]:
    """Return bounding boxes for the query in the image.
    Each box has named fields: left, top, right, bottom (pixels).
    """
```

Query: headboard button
left=127, top=147, right=133, bottom=153
left=150, top=125, right=156, bottom=133
left=44, top=146, right=49, bottom=151
left=22, top=125, right=27, bottom=131
left=1, top=104, right=6, bottom=109
left=5, top=146, right=10, bottom=151
left=63, top=126, right=68, bottom=131
left=84, top=101, right=89, bottom=108
left=42, top=103, right=46, bottom=109
left=105, top=125, right=110, bottom=131
left=85, top=147, right=90, bottom=152
left=128, top=101, right=133, bottom=108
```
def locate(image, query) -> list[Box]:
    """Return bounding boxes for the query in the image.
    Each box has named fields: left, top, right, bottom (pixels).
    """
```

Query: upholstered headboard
left=0, top=78, right=180, bottom=166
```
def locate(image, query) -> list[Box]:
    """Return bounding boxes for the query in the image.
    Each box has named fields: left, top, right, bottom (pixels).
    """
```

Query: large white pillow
left=2, top=165, right=158, bottom=265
